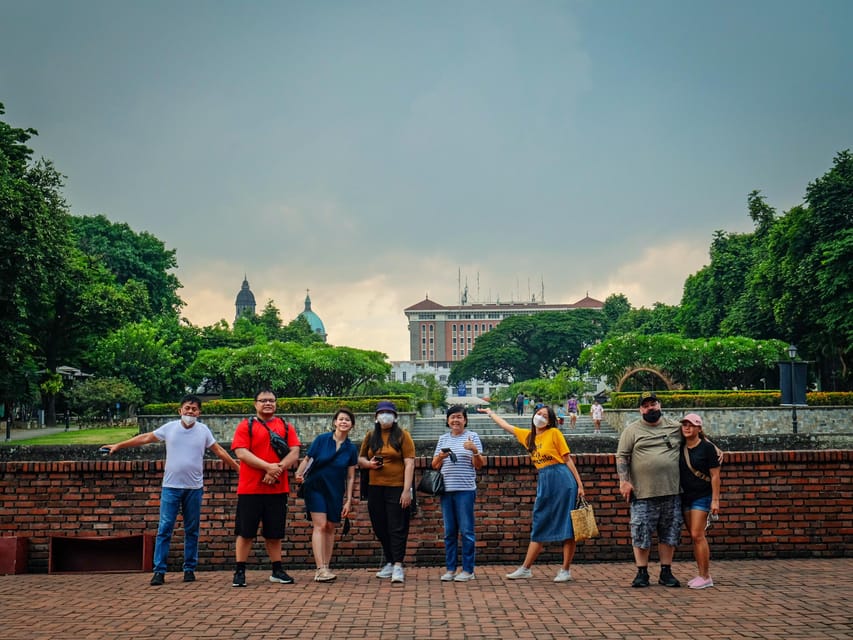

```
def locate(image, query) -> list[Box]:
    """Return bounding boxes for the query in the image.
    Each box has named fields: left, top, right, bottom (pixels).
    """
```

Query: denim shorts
left=683, top=495, right=712, bottom=513
left=629, top=494, right=682, bottom=549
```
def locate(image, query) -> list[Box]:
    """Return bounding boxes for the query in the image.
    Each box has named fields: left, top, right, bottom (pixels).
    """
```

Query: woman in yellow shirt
left=480, top=404, right=585, bottom=582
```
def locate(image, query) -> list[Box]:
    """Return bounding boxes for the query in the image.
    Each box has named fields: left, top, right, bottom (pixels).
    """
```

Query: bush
left=610, top=390, right=853, bottom=409
left=140, top=395, right=415, bottom=416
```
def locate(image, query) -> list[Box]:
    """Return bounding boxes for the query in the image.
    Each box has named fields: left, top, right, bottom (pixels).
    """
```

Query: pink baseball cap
left=680, top=413, right=703, bottom=427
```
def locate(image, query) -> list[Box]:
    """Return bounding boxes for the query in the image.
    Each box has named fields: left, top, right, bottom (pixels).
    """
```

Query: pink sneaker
left=688, top=576, right=714, bottom=589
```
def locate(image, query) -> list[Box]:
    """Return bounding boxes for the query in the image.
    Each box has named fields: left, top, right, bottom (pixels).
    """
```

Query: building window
left=402, top=372, right=407, bottom=382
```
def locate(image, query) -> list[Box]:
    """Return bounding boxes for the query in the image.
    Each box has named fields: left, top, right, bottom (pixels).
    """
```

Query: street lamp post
left=788, top=344, right=798, bottom=435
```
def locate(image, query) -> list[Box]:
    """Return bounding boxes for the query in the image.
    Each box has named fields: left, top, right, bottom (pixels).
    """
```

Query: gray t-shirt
left=153, top=419, right=216, bottom=490
left=616, top=417, right=681, bottom=500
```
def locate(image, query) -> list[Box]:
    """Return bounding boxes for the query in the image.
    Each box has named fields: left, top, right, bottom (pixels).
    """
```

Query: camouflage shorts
left=630, top=495, right=683, bottom=549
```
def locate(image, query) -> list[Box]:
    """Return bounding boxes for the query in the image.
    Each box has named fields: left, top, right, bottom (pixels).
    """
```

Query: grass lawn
left=0, top=427, right=138, bottom=446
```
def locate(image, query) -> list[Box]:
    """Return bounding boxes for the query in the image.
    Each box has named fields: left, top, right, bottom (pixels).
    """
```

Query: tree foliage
left=579, top=333, right=788, bottom=390
left=68, top=376, right=144, bottom=418
left=449, top=310, right=606, bottom=385
left=187, top=341, right=390, bottom=398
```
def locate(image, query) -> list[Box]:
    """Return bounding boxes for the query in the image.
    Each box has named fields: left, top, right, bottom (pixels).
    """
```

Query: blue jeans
left=153, top=487, right=203, bottom=574
left=440, top=490, right=476, bottom=573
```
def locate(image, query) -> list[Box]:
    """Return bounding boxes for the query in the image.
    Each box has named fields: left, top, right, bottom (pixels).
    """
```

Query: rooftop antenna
left=458, top=268, right=461, bottom=305
left=540, top=276, right=545, bottom=304
left=476, top=272, right=480, bottom=303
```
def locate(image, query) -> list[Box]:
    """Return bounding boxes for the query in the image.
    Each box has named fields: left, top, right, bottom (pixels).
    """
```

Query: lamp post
left=788, top=344, right=798, bottom=434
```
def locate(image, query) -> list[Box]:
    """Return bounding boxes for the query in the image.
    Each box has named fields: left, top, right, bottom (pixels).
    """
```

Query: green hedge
left=610, top=391, right=853, bottom=409
left=140, top=395, right=415, bottom=416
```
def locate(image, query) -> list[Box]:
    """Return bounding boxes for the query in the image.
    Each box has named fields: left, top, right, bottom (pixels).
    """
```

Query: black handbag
left=249, top=417, right=290, bottom=459
left=417, top=469, right=445, bottom=495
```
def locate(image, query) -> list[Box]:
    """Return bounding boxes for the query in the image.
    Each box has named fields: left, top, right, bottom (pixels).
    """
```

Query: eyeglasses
left=663, top=435, right=674, bottom=449
left=705, top=513, right=719, bottom=531
left=256, top=399, right=276, bottom=404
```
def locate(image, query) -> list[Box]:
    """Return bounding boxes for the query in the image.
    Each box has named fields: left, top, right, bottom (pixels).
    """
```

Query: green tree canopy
left=449, top=310, right=606, bottom=385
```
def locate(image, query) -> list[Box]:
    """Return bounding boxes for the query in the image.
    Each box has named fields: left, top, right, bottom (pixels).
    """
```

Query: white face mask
left=376, top=412, right=395, bottom=426
left=533, top=414, right=548, bottom=428
left=181, top=415, right=197, bottom=427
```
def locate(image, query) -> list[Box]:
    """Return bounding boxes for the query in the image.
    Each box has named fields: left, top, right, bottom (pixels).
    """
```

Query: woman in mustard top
left=480, top=404, right=585, bottom=582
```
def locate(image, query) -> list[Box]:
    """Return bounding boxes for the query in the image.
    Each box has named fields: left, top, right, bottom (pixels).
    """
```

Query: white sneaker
left=554, top=569, right=573, bottom=583
left=391, top=565, right=405, bottom=583
left=376, top=563, right=393, bottom=579
left=440, top=571, right=456, bottom=581
left=506, top=566, right=532, bottom=579
left=454, top=571, right=475, bottom=582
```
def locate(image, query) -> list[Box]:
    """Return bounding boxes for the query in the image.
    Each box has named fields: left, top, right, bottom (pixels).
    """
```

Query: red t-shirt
left=231, top=416, right=300, bottom=495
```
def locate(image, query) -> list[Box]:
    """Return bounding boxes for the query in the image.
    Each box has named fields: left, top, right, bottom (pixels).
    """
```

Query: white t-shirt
left=153, top=419, right=216, bottom=489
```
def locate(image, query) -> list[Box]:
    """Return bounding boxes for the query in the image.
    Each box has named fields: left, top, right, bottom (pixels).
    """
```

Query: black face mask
left=643, top=409, right=662, bottom=423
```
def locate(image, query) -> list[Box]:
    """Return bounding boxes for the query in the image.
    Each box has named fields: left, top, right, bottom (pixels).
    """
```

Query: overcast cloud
left=2, top=1, right=851, bottom=360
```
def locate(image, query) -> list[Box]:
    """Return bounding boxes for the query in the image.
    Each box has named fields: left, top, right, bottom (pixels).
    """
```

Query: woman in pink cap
left=679, top=413, right=721, bottom=589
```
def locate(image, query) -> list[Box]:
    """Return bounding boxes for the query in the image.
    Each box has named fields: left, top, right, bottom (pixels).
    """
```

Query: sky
left=2, top=1, right=852, bottom=361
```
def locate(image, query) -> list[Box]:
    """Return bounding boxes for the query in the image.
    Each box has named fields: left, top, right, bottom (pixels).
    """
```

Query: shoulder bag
left=417, top=468, right=445, bottom=495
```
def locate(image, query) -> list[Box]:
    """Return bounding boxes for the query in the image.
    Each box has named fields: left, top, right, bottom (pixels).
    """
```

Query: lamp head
left=788, top=344, right=798, bottom=360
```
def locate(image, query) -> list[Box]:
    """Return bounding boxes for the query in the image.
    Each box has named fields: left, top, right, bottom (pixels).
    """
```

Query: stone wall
left=605, top=406, right=853, bottom=435
left=137, top=412, right=417, bottom=445
left=2, top=450, right=850, bottom=573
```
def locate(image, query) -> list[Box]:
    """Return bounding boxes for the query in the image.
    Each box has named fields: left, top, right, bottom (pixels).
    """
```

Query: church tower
left=235, top=276, right=256, bottom=322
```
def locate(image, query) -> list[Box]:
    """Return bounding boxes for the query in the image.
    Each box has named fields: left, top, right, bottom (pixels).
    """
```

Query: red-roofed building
left=403, top=294, right=604, bottom=363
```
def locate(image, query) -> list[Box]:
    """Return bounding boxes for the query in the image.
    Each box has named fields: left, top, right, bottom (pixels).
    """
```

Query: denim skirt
left=530, top=463, right=578, bottom=543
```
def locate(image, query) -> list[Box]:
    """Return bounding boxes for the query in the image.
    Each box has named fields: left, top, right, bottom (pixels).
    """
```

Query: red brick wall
left=1, top=451, right=850, bottom=573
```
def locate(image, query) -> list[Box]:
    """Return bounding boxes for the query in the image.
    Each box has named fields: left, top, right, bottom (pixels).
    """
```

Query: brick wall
left=1, top=451, right=850, bottom=573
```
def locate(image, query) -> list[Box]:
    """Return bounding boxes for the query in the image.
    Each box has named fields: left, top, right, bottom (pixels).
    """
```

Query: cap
left=680, top=413, right=703, bottom=428
left=375, top=400, right=398, bottom=416
left=638, top=392, right=659, bottom=407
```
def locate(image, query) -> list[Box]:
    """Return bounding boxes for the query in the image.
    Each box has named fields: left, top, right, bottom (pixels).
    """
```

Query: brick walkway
left=1, top=558, right=850, bottom=639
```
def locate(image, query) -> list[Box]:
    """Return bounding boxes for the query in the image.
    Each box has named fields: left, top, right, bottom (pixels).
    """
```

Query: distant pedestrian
left=515, top=393, right=525, bottom=416
left=590, top=400, right=604, bottom=433
left=566, top=396, right=579, bottom=429
left=102, top=394, right=239, bottom=586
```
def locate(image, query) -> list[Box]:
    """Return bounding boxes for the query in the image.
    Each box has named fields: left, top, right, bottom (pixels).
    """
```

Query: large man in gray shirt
left=616, top=392, right=683, bottom=588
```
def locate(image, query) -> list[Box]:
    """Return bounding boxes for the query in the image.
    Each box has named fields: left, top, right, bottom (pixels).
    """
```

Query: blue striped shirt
left=433, top=431, right=484, bottom=491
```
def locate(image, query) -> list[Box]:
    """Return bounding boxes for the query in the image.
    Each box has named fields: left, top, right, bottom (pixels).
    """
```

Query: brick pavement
left=0, top=558, right=850, bottom=639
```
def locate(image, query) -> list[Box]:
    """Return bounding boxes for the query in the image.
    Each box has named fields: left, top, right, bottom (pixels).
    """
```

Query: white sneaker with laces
left=454, top=571, right=475, bottom=582
left=506, top=566, right=532, bottom=579
left=554, top=569, right=573, bottom=583
left=391, top=565, right=405, bottom=583
left=376, top=563, right=394, bottom=579
left=440, top=571, right=456, bottom=581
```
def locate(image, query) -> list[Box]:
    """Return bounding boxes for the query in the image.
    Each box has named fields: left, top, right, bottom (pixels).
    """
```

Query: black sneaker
left=658, top=571, right=681, bottom=588
left=631, top=571, right=650, bottom=588
left=150, top=572, right=165, bottom=586
left=183, top=570, right=196, bottom=583
left=232, top=569, right=246, bottom=587
left=269, top=569, right=295, bottom=584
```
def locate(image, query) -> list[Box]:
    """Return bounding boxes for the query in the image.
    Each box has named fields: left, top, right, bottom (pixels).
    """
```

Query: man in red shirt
left=230, top=389, right=301, bottom=586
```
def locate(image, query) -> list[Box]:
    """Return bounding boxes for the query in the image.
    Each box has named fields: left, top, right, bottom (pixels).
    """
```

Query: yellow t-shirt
left=513, top=427, right=570, bottom=469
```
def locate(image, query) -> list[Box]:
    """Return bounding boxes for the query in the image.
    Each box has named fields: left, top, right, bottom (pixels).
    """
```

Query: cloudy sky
left=3, top=1, right=851, bottom=360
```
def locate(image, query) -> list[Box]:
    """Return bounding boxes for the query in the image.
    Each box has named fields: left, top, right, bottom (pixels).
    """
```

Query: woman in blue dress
left=295, top=408, right=358, bottom=582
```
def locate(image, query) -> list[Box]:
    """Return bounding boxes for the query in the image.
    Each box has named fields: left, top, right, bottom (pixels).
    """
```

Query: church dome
left=235, top=276, right=256, bottom=321
left=299, top=292, right=327, bottom=341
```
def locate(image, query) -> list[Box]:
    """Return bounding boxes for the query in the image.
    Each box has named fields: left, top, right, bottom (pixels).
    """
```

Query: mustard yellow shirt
left=513, top=427, right=570, bottom=469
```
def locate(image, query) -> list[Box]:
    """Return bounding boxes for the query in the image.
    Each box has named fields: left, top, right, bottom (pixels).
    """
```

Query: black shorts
left=235, top=494, right=288, bottom=540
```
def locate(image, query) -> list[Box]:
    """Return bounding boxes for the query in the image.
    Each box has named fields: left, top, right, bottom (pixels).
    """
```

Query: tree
left=71, top=214, right=182, bottom=317
left=88, top=320, right=184, bottom=403
left=449, top=310, right=606, bottom=385
left=0, top=105, right=76, bottom=422
left=186, top=341, right=390, bottom=398
left=68, top=376, right=144, bottom=420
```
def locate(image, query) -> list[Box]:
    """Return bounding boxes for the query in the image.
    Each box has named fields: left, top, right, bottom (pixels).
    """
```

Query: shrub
left=140, top=395, right=415, bottom=416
